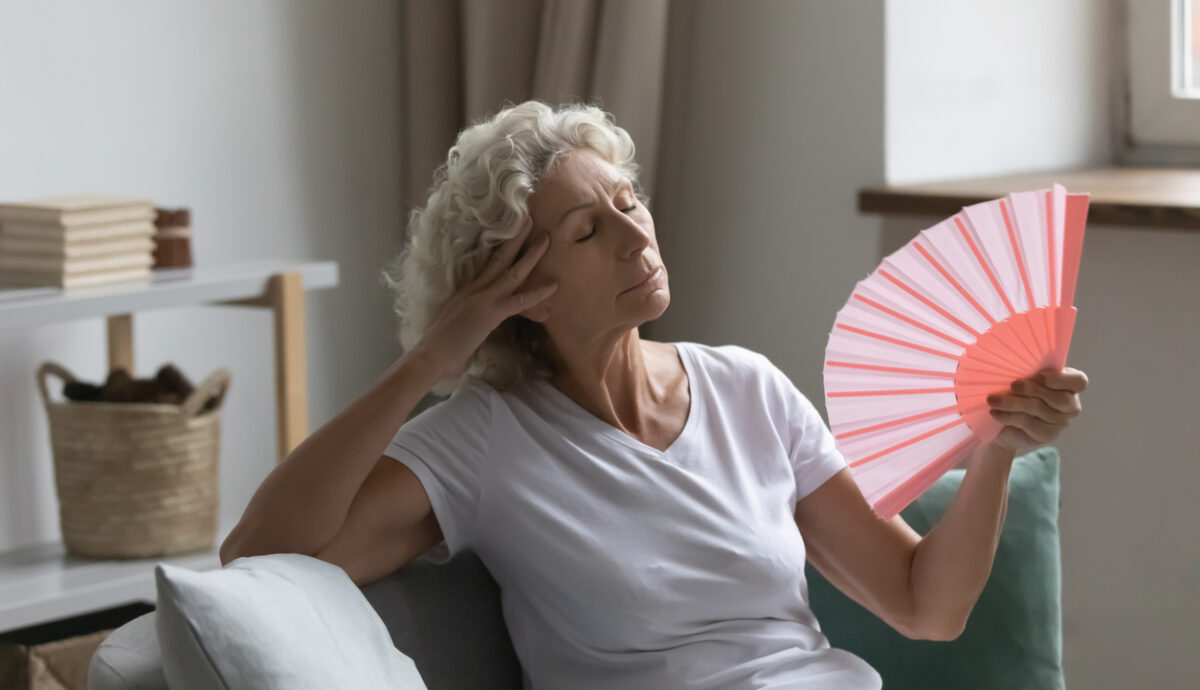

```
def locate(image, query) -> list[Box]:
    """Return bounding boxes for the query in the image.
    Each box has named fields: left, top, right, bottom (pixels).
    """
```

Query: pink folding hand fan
left=823, top=183, right=1088, bottom=521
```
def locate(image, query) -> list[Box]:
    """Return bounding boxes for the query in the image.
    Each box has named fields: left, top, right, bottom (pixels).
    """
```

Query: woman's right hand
left=411, top=216, right=558, bottom=379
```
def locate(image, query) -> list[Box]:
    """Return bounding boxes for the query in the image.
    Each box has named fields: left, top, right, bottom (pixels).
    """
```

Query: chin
left=635, top=289, right=670, bottom=322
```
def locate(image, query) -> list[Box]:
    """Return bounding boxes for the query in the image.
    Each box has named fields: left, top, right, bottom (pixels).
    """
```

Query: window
left=1125, top=0, right=1200, bottom=149
left=1183, top=0, right=1200, bottom=94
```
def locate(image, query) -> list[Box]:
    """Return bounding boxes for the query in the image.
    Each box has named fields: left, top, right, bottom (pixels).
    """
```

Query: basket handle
left=36, top=361, right=79, bottom=407
left=182, top=368, right=232, bottom=418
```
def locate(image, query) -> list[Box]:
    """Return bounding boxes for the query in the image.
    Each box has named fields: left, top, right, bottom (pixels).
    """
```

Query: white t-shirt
left=384, top=341, right=883, bottom=690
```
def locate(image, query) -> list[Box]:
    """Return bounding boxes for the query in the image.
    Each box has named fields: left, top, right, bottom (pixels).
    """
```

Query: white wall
left=655, top=1, right=1195, bottom=689
left=885, top=0, right=1113, bottom=184
left=0, top=2, right=406, bottom=552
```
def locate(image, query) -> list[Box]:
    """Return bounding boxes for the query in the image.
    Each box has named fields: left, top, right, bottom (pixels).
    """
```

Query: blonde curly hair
left=381, top=99, right=650, bottom=397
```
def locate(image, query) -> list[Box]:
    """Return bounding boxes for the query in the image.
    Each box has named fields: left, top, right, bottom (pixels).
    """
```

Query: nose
left=613, top=206, right=652, bottom=260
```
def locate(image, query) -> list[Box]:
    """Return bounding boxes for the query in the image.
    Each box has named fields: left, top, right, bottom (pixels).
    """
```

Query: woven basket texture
left=36, top=361, right=231, bottom=559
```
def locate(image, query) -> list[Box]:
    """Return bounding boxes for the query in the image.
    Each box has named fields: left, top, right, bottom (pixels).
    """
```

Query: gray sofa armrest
left=362, top=547, right=524, bottom=689
left=87, top=612, right=165, bottom=690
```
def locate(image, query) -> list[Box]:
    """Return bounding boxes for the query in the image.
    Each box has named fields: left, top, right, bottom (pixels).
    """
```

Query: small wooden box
left=152, top=208, right=193, bottom=269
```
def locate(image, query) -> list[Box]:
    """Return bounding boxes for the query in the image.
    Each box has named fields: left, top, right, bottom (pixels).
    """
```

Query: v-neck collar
left=533, top=341, right=703, bottom=459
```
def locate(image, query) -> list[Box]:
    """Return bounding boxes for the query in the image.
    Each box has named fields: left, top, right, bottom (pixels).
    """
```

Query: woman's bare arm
left=219, top=210, right=556, bottom=565
left=219, top=347, right=447, bottom=563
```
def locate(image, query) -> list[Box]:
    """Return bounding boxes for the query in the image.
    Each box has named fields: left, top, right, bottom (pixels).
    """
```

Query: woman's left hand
left=986, top=366, right=1089, bottom=453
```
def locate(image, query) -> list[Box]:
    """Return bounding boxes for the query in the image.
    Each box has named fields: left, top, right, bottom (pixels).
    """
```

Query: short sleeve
left=382, top=376, right=492, bottom=563
left=754, top=352, right=848, bottom=502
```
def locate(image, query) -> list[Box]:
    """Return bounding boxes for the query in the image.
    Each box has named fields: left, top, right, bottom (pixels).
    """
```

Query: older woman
left=221, top=100, right=1087, bottom=689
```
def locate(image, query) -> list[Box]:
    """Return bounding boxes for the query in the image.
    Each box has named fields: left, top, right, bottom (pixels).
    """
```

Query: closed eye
left=577, top=202, right=639, bottom=243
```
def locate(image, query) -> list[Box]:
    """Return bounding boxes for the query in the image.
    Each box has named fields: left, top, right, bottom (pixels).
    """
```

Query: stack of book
left=0, top=195, right=158, bottom=289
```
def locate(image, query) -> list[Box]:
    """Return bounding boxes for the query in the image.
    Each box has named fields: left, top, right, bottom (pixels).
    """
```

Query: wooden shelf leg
left=106, top=314, right=134, bottom=374
left=270, top=273, right=309, bottom=463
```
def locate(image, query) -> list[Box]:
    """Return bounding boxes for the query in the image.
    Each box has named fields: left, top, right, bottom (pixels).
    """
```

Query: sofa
left=88, top=447, right=1065, bottom=690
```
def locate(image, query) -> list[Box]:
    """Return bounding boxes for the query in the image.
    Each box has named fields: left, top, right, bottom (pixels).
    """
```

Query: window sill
left=858, top=167, right=1200, bottom=231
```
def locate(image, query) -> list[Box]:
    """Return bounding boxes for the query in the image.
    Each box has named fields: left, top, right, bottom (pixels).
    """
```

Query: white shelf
left=0, top=519, right=237, bottom=633
left=0, top=258, right=339, bottom=330
left=0, top=258, right=340, bottom=633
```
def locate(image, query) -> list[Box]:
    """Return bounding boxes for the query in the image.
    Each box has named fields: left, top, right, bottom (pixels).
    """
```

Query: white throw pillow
left=154, top=552, right=428, bottom=690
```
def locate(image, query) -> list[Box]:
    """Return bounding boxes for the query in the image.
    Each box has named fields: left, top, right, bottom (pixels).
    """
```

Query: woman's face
left=515, top=147, right=669, bottom=341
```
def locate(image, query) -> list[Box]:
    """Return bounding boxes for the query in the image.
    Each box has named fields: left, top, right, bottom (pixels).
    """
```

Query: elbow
left=218, top=532, right=242, bottom=567
left=922, top=623, right=966, bottom=642
left=218, top=521, right=256, bottom=566
left=904, top=615, right=966, bottom=642
left=217, top=519, right=310, bottom=566
left=895, top=597, right=965, bottom=641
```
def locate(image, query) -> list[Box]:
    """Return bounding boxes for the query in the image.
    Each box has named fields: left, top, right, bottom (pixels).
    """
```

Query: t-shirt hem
left=794, top=450, right=847, bottom=503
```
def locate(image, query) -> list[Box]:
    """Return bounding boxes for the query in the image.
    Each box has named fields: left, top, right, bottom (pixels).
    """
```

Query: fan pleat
left=834, top=323, right=960, bottom=360
left=823, top=183, right=1089, bottom=520
left=914, top=240, right=1001, bottom=326
left=954, top=216, right=1018, bottom=317
left=878, top=268, right=982, bottom=337
left=853, top=294, right=971, bottom=347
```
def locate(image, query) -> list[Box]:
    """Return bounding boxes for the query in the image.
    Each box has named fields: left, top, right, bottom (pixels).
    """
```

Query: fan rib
left=834, top=323, right=959, bottom=360
left=829, top=387, right=955, bottom=398
left=826, top=361, right=955, bottom=378
left=835, top=403, right=961, bottom=440
left=913, top=241, right=997, bottom=326
left=983, top=316, right=1040, bottom=369
left=954, top=216, right=1017, bottom=317
left=1000, top=200, right=1037, bottom=312
left=1045, top=191, right=1059, bottom=306
left=848, top=416, right=966, bottom=468
left=852, top=294, right=969, bottom=348
left=878, top=269, right=981, bottom=338
left=964, top=337, right=1027, bottom=374
left=956, top=360, right=1025, bottom=380
left=1059, top=195, right=1088, bottom=308
left=998, top=199, right=1047, bottom=359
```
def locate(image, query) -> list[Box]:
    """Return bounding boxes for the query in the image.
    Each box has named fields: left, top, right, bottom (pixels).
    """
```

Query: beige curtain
left=399, top=0, right=675, bottom=226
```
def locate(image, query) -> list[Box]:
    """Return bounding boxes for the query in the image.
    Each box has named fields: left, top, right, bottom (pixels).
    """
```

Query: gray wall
left=0, top=1, right=406, bottom=549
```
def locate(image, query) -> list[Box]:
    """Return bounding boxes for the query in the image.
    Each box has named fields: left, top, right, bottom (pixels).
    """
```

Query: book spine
left=0, top=236, right=156, bottom=258
left=0, top=265, right=152, bottom=288
left=0, top=221, right=156, bottom=242
left=0, top=206, right=156, bottom=227
left=0, top=252, right=154, bottom=274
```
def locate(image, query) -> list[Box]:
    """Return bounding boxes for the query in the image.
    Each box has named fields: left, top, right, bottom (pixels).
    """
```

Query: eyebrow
left=555, top=177, right=630, bottom=230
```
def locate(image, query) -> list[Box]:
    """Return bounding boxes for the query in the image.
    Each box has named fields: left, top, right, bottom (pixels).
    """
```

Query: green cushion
left=805, top=446, right=1064, bottom=690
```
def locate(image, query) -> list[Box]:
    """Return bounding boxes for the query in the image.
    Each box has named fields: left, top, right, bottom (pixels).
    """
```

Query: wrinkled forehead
left=534, top=149, right=625, bottom=207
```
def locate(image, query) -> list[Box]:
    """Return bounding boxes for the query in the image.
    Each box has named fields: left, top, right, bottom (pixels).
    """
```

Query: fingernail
left=1011, top=381, right=1023, bottom=393
left=986, top=395, right=1000, bottom=405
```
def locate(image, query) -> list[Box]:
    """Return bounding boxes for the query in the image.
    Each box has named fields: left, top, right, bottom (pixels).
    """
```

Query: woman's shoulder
left=409, top=374, right=495, bottom=427
left=675, top=340, right=776, bottom=377
left=672, top=341, right=786, bottom=399
left=680, top=341, right=819, bottom=421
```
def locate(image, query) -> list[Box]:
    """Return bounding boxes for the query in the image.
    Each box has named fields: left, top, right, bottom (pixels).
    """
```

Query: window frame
left=1115, top=0, right=1200, bottom=165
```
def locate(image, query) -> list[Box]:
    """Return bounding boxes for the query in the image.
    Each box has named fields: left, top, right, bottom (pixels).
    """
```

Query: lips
left=625, top=266, right=662, bottom=292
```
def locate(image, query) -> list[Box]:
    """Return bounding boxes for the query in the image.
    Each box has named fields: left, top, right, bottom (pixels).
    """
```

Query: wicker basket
left=35, top=361, right=231, bottom=559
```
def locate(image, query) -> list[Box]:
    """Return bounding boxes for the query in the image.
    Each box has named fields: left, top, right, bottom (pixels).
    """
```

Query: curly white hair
left=381, top=99, right=650, bottom=397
